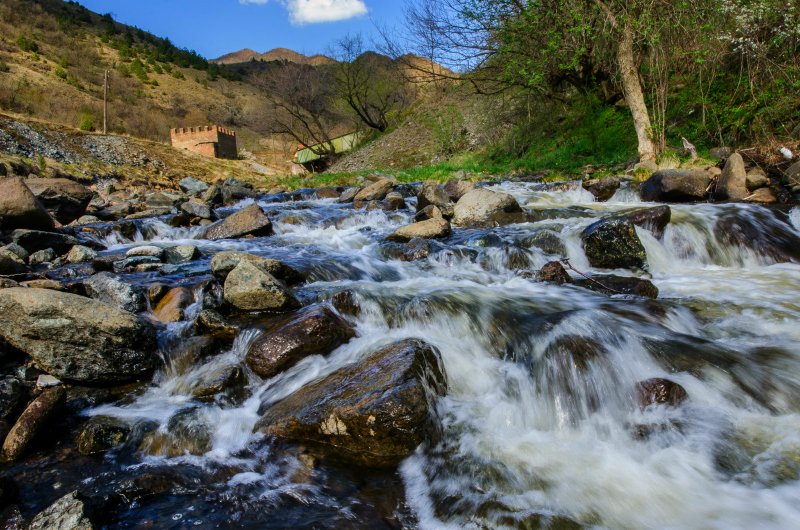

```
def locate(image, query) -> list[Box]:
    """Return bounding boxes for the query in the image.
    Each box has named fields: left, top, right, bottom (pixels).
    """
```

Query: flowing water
left=11, top=181, right=800, bottom=529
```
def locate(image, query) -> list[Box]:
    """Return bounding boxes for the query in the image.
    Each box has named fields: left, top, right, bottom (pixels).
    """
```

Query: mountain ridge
left=211, top=47, right=335, bottom=66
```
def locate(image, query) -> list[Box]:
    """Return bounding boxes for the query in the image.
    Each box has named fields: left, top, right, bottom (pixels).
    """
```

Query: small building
left=292, top=131, right=362, bottom=173
left=170, top=125, right=237, bottom=159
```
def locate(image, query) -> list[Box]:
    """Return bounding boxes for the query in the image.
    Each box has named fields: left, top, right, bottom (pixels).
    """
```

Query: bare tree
left=251, top=61, right=344, bottom=157
left=330, top=33, right=410, bottom=132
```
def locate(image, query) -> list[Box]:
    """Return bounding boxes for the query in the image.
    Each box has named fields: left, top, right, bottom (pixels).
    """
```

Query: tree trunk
left=617, top=23, right=656, bottom=161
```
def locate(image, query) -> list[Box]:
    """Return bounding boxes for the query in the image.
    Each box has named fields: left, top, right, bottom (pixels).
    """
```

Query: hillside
left=211, top=47, right=334, bottom=66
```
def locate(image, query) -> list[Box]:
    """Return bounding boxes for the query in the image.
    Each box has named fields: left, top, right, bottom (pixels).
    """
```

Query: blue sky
left=77, top=0, right=406, bottom=60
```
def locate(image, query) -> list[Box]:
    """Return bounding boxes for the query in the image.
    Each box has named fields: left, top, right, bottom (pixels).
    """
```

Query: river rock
left=315, top=187, right=341, bottom=199
left=210, top=251, right=302, bottom=284
left=2, top=386, right=66, bottom=461
left=246, top=306, right=356, bottom=379
left=385, top=218, right=451, bottom=243
left=180, top=200, right=217, bottom=220
left=192, top=364, right=246, bottom=400
left=744, top=188, right=777, bottom=203
left=0, top=279, right=19, bottom=289
left=29, top=248, right=56, bottom=266
left=27, top=490, right=98, bottom=530
left=627, top=205, right=671, bottom=238
left=714, top=210, right=800, bottom=263
left=443, top=179, right=476, bottom=202
left=581, top=217, right=647, bottom=270
left=414, top=205, right=442, bottom=222
left=163, top=244, right=201, bottom=264
left=635, top=378, right=688, bottom=409
left=152, top=286, right=194, bottom=323
left=639, top=170, right=710, bottom=202
left=521, top=230, right=566, bottom=255
left=65, top=245, right=97, bottom=264
left=126, top=246, right=163, bottom=259
left=145, top=191, right=184, bottom=209
left=0, top=177, right=55, bottom=231
left=0, top=250, right=26, bottom=276
left=222, top=181, right=258, bottom=204
left=746, top=169, right=769, bottom=190
left=400, top=238, right=432, bottom=262
left=385, top=192, right=406, bottom=210
left=24, top=178, right=93, bottom=224
left=0, top=288, right=157, bottom=382
left=574, top=274, right=659, bottom=298
left=83, top=272, right=146, bottom=313
left=583, top=176, right=620, bottom=202
left=78, top=416, right=131, bottom=454
left=416, top=181, right=450, bottom=210
left=453, top=187, right=525, bottom=227
left=366, top=200, right=392, bottom=211
left=709, top=147, right=731, bottom=159
left=203, top=184, right=223, bottom=205
left=194, top=310, right=239, bottom=341
left=223, top=260, right=300, bottom=312
left=204, top=204, right=273, bottom=241
left=354, top=179, right=394, bottom=202
left=10, top=229, right=77, bottom=255
left=178, top=177, right=209, bottom=195
left=536, top=261, right=573, bottom=284
left=337, top=187, right=362, bottom=203
left=22, top=279, right=66, bottom=292
left=1, top=243, right=28, bottom=263
left=716, top=153, right=748, bottom=201
left=254, top=338, right=446, bottom=467
left=96, top=202, right=133, bottom=221
left=0, top=378, right=22, bottom=421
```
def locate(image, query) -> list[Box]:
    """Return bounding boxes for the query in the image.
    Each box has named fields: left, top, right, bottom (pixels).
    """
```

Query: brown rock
left=535, top=261, right=573, bottom=284
left=583, top=176, right=620, bottom=202
left=416, top=180, right=449, bottom=210
left=0, top=177, right=55, bottom=231
left=24, top=178, right=93, bottom=224
left=254, top=339, right=446, bottom=467
left=746, top=169, right=769, bottom=190
left=627, top=205, right=672, bottom=238
left=223, top=260, right=300, bottom=312
left=453, top=187, right=525, bottom=227
left=639, top=170, right=711, bottom=202
left=315, top=187, right=341, bottom=199
left=2, top=386, right=66, bottom=461
left=744, top=187, right=777, bottom=203
left=20, top=279, right=66, bottom=292
left=210, top=251, right=303, bottom=284
left=354, top=179, right=393, bottom=202
left=413, top=204, right=442, bottom=222
left=152, top=287, right=194, bottom=323
left=443, top=179, right=476, bottom=202
left=399, top=237, right=432, bottom=262
left=194, top=310, right=239, bottom=341
left=191, top=364, right=246, bottom=400
left=77, top=416, right=131, bottom=454
left=716, top=153, right=748, bottom=201
left=337, top=187, right=362, bottom=203
left=247, top=305, right=356, bottom=379
left=384, top=218, right=451, bottom=243
left=204, top=204, right=274, bottom=241
left=635, top=378, right=688, bottom=409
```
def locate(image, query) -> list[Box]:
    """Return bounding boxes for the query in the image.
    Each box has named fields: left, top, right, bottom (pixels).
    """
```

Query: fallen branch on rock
left=559, top=258, right=624, bottom=295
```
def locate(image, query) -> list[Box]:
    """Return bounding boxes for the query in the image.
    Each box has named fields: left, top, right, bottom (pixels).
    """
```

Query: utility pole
left=103, top=70, right=108, bottom=135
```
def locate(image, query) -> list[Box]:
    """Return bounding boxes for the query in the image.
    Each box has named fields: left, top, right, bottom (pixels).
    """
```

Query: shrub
left=79, top=115, right=95, bottom=131
left=37, top=154, right=46, bottom=170
left=0, top=61, right=9, bottom=73
left=117, top=64, right=131, bottom=77
left=58, top=57, right=69, bottom=68
left=54, top=67, right=67, bottom=79
left=162, top=64, right=172, bottom=74
left=171, top=70, right=184, bottom=80
left=16, top=35, right=39, bottom=53
left=153, top=64, right=163, bottom=74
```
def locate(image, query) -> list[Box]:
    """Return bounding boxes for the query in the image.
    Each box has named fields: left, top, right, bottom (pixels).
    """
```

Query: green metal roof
left=294, top=131, right=362, bottom=164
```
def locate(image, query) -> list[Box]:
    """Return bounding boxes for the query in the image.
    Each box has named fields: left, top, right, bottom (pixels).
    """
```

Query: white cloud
left=286, top=0, right=368, bottom=24
left=240, top=0, right=368, bottom=24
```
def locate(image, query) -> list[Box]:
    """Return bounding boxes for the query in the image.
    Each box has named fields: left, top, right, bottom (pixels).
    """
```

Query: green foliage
left=171, top=70, right=184, bottom=80
left=37, top=154, right=46, bottom=170
left=152, top=64, right=163, bottom=74
left=0, top=61, right=9, bottom=73
left=16, top=34, right=38, bottom=53
left=130, top=58, right=149, bottom=83
left=421, top=104, right=468, bottom=157
left=58, top=56, right=69, bottom=68
left=162, top=63, right=172, bottom=74
left=54, top=66, right=67, bottom=79
left=79, top=115, right=95, bottom=131
left=117, top=63, right=131, bottom=77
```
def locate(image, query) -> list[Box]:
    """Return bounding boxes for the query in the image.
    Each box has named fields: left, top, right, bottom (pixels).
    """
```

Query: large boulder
left=83, top=272, right=146, bottom=313
left=453, top=187, right=525, bottom=227
left=385, top=218, right=452, bottom=243
left=354, top=179, right=394, bottom=202
left=627, top=205, right=671, bottom=238
left=714, top=210, right=800, bottom=263
left=178, top=177, right=209, bottom=195
left=10, top=229, right=78, bottom=255
left=581, top=216, right=647, bottom=269
left=639, top=170, right=711, bottom=202
left=0, top=288, right=158, bottom=382
left=0, top=177, right=55, bottom=231
left=203, top=204, right=273, bottom=241
left=247, top=306, right=356, bottom=379
left=210, top=251, right=303, bottom=284
left=443, top=179, right=476, bottom=202
left=715, top=153, right=748, bottom=201
left=24, top=178, right=93, bottom=224
left=416, top=181, right=450, bottom=210
left=254, top=338, right=447, bottom=467
left=583, top=176, right=620, bottom=202
left=180, top=201, right=217, bottom=220
left=0, top=250, right=27, bottom=276
left=2, top=386, right=66, bottom=462
left=223, top=260, right=300, bottom=312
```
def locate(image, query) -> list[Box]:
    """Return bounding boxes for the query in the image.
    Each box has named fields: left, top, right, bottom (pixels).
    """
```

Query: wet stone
left=574, top=274, right=659, bottom=299
left=581, top=216, right=647, bottom=270
left=27, top=490, right=99, bottom=530
left=635, top=378, right=688, bottom=409
left=191, top=364, right=246, bottom=400
left=146, top=283, right=169, bottom=305
left=627, top=205, right=671, bottom=238
left=78, top=416, right=131, bottom=454
left=152, top=286, right=194, bottom=323
left=0, top=378, right=22, bottom=421
left=163, top=244, right=201, bottom=264
left=194, top=310, right=239, bottom=341
left=28, top=248, right=56, bottom=266
left=2, top=386, right=66, bottom=462
left=522, top=230, right=566, bottom=255
left=400, top=237, right=432, bottom=262
left=223, top=260, right=300, bottom=313
left=536, top=261, right=573, bottom=284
